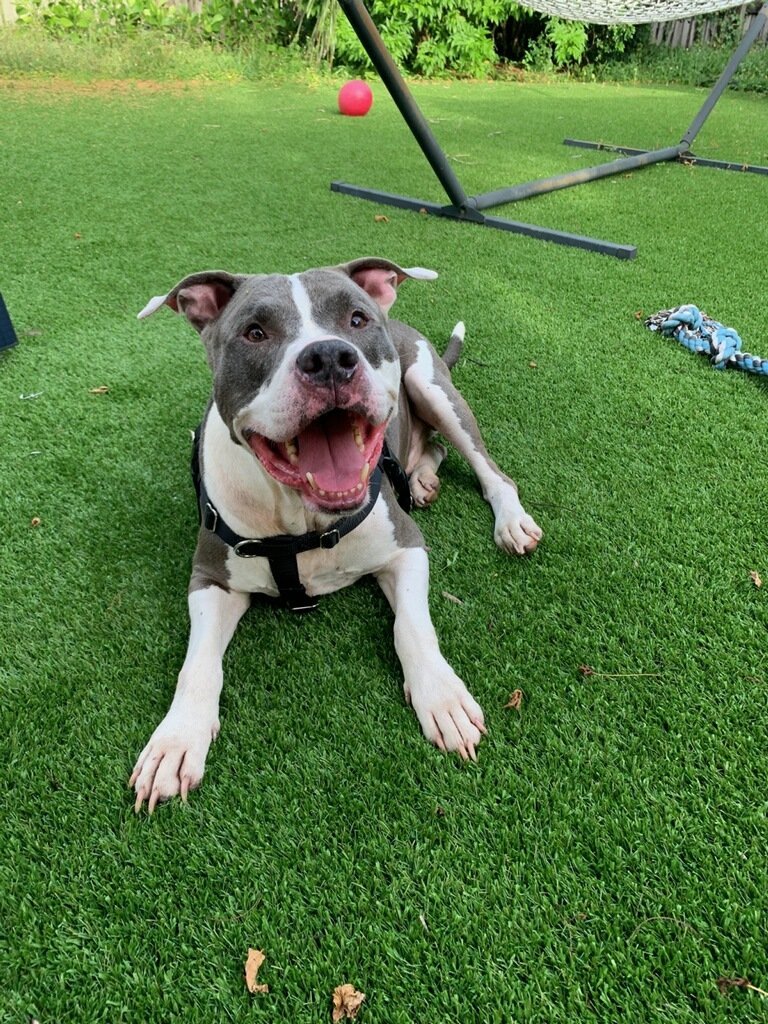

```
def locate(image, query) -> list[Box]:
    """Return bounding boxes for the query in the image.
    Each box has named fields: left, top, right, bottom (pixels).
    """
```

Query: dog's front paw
left=130, top=712, right=219, bottom=813
left=495, top=509, right=542, bottom=556
left=407, top=671, right=486, bottom=762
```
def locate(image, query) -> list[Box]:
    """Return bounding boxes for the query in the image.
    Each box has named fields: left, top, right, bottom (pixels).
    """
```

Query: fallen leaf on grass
left=442, top=590, right=464, bottom=605
left=244, top=948, right=269, bottom=994
left=749, top=570, right=762, bottom=588
left=332, top=984, right=366, bottom=1021
left=634, top=309, right=644, bottom=320
left=374, top=214, right=389, bottom=223
left=716, top=977, right=768, bottom=997
left=528, top=361, right=538, bottom=369
left=30, top=517, right=42, bottom=528
left=89, top=385, right=110, bottom=395
left=504, top=689, right=523, bottom=711
left=578, top=664, right=595, bottom=677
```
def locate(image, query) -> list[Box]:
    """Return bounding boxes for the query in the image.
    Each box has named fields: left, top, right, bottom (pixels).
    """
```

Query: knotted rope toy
left=645, top=305, right=768, bottom=376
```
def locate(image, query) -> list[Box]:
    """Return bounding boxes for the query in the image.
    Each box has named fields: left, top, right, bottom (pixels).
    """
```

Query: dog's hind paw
left=130, top=713, right=218, bottom=813
left=410, top=466, right=441, bottom=507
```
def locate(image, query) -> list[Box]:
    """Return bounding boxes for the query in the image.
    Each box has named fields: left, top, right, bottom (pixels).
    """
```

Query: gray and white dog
left=131, top=257, right=541, bottom=812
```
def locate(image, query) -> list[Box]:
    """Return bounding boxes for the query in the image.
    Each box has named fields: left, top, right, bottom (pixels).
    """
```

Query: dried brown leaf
left=244, top=948, right=269, bottom=994
left=750, top=570, right=762, bottom=589
left=504, top=688, right=523, bottom=711
left=332, top=984, right=366, bottom=1021
left=30, top=517, right=42, bottom=528
left=89, top=385, right=110, bottom=395
left=717, top=976, right=768, bottom=997
left=528, top=361, right=538, bottom=369
left=441, top=590, right=463, bottom=605
left=578, top=664, right=595, bottom=677
left=373, top=214, right=389, bottom=223
left=634, top=309, right=644, bottom=320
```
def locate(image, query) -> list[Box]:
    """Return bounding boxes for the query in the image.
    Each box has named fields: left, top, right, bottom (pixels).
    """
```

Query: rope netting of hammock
left=525, top=0, right=752, bottom=24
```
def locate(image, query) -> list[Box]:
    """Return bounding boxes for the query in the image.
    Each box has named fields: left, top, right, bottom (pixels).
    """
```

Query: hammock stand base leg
left=333, top=0, right=765, bottom=260
left=563, top=139, right=768, bottom=177
left=330, top=182, right=637, bottom=259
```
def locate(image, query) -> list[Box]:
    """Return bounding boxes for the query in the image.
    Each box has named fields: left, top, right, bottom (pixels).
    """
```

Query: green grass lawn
left=2, top=71, right=768, bottom=1023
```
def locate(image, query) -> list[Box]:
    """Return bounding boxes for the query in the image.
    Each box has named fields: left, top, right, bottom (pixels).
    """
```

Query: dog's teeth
left=319, top=488, right=327, bottom=497
left=353, top=425, right=364, bottom=453
left=360, top=461, right=371, bottom=484
left=356, top=482, right=363, bottom=492
left=285, top=438, right=298, bottom=465
left=306, top=472, right=317, bottom=491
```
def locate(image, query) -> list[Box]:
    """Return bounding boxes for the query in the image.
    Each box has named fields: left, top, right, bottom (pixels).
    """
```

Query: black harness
left=192, top=429, right=412, bottom=612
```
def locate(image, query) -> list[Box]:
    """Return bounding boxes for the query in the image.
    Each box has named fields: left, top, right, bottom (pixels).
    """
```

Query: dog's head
left=139, top=258, right=437, bottom=514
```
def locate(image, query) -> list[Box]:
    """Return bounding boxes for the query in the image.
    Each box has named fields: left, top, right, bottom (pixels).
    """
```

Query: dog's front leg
left=376, top=548, right=486, bottom=760
left=130, top=585, right=250, bottom=812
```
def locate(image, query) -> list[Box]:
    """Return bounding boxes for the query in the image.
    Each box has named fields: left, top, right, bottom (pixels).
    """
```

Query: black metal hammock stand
left=331, top=0, right=768, bottom=259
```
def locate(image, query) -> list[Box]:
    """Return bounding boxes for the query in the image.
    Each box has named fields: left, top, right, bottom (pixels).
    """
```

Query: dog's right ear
left=138, top=271, right=245, bottom=333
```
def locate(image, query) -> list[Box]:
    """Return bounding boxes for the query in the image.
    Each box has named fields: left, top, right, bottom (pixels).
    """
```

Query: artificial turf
left=1, top=72, right=768, bottom=1022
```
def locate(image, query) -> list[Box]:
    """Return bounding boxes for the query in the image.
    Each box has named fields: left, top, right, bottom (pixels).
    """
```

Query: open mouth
left=245, top=409, right=387, bottom=513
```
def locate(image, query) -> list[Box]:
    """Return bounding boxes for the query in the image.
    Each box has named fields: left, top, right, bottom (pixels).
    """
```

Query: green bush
left=589, top=30, right=768, bottom=93
left=13, top=0, right=295, bottom=48
left=332, top=0, right=524, bottom=77
left=5, top=0, right=767, bottom=92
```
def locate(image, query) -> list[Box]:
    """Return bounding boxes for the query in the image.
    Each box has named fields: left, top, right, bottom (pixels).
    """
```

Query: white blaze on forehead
left=289, top=273, right=324, bottom=343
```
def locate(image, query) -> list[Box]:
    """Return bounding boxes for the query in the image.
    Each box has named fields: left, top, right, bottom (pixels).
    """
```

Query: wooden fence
left=650, top=3, right=768, bottom=46
left=1, top=0, right=16, bottom=26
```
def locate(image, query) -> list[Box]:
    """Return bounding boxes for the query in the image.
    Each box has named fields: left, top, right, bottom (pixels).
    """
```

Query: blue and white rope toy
left=645, top=305, right=768, bottom=376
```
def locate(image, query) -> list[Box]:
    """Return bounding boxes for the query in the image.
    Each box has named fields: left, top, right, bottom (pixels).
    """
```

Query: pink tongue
left=297, top=413, right=365, bottom=493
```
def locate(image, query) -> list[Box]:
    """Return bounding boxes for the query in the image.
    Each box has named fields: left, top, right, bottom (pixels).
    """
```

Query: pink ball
left=338, top=79, right=373, bottom=117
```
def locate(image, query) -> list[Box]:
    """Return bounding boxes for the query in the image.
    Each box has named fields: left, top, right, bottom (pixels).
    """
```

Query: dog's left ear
left=137, top=270, right=246, bottom=332
left=337, top=257, right=438, bottom=314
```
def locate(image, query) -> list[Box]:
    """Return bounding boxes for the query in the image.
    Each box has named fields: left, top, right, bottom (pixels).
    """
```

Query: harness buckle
left=319, top=528, right=341, bottom=549
left=233, top=539, right=265, bottom=558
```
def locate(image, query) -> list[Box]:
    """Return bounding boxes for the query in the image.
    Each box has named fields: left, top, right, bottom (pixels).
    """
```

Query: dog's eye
left=244, top=324, right=266, bottom=343
left=350, top=310, right=369, bottom=329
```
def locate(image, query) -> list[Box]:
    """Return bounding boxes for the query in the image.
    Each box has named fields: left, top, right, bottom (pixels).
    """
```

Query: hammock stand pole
left=331, top=0, right=768, bottom=260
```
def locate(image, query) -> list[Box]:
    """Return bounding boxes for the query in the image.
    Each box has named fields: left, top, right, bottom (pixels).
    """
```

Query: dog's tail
left=442, top=321, right=465, bottom=372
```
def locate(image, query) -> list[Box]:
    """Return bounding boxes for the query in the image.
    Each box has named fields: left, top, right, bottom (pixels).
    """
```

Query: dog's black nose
left=296, top=340, right=359, bottom=386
